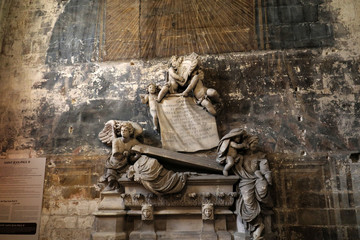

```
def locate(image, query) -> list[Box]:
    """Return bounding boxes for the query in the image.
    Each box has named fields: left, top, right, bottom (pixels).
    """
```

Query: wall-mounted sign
left=0, top=158, right=46, bottom=240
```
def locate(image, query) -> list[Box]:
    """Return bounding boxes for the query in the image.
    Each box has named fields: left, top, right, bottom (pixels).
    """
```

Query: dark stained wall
left=46, top=0, right=102, bottom=65
left=264, top=0, right=333, bottom=49
left=37, top=51, right=360, bottom=155
left=46, top=0, right=334, bottom=63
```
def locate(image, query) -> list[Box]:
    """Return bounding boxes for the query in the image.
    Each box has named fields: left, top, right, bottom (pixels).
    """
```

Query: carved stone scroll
left=156, top=96, right=219, bottom=152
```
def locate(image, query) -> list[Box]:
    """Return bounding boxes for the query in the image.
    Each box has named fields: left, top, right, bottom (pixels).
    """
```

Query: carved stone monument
left=92, top=53, right=275, bottom=240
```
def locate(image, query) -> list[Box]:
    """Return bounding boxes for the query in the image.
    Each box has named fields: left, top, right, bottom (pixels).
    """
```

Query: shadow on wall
left=33, top=98, right=161, bottom=155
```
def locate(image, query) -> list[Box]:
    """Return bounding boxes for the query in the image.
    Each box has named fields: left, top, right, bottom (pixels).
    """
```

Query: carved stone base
left=91, top=232, right=126, bottom=240
left=217, top=231, right=232, bottom=240
left=157, top=230, right=231, bottom=240
left=98, top=191, right=125, bottom=210
left=157, top=231, right=201, bottom=240
left=92, top=175, right=240, bottom=239
left=91, top=191, right=128, bottom=239
left=129, top=219, right=156, bottom=240
left=91, top=211, right=127, bottom=240
left=129, top=231, right=156, bottom=240
left=234, top=232, right=251, bottom=240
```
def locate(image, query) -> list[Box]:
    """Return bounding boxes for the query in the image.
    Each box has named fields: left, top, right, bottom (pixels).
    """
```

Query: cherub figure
left=157, top=55, right=186, bottom=102
left=98, top=121, right=143, bottom=191
left=216, top=128, right=248, bottom=176
left=181, top=69, right=220, bottom=116
left=140, top=83, right=160, bottom=131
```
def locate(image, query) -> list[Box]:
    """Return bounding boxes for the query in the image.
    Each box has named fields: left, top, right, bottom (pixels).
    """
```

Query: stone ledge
left=91, top=232, right=126, bottom=240
left=127, top=209, right=234, bottom=216
left=93, top=210, right=127, bottom=216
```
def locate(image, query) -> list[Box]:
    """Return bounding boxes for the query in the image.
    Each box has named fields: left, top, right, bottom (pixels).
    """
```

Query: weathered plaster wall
left=0, top=0, right=359, bottom=239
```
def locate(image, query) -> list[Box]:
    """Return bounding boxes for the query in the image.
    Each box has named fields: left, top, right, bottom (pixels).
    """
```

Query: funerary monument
left=92, top=53, right=275, bottom=240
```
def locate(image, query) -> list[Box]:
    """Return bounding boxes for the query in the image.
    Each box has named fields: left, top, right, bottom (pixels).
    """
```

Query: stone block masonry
left=40, top=155, right=101, bottom=239
left=262, top=0, right=334, bottom=50
left=271, top=153, right=360, bottom=239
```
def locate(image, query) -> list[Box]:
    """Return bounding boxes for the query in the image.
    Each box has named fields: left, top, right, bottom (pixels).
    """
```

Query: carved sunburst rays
left=103, top=0, right=257, bottom=60
left=105, top=0, right=140, bottom=60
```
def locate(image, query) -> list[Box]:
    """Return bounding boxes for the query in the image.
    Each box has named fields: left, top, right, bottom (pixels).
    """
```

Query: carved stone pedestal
left=91, top=192, right=127, bottom=240
left=129, top=220, right=156, bottom=240
left=234, top=232, right=251, bottom=240
left=121, top=174, right=238, bottom=239
left=92, top=175, right=240, bottom=240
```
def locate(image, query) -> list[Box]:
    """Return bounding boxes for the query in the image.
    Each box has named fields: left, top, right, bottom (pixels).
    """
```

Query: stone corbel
left=141, top=204, right=154, bottom=221
left=201, top=203, right=217, bottom=240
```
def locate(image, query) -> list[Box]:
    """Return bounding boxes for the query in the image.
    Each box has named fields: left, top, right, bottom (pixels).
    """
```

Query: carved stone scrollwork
left=122, top=191, right=236, bottom=207
left=217, top=192, right=225, bottom=199
left=188, top=192, right=197, bottom=199
left=146, top=193, right=156, bottom=202
left=133, top=193, right=143, bottom=201
left=203, top=192, right=212, bottom=199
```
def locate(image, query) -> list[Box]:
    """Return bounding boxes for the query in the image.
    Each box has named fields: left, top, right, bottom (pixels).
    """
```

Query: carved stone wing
left=98, top=120, right=144, bottom=146
left=98, top=120, right=116, bottom=146
left=130, top=121, right=143, bottom=138
left=178, top=52, right=199, bottom=82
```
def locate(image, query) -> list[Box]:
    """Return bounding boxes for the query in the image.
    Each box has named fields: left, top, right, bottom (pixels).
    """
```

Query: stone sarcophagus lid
left=92, top=174, right=239, bottom=240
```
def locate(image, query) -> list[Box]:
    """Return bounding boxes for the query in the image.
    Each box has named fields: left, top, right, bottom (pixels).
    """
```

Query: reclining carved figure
left=98, top=120, right=188, bottom=195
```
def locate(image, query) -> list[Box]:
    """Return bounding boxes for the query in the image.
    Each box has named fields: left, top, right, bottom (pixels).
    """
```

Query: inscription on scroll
left=156, top=96, right=219, bottom=152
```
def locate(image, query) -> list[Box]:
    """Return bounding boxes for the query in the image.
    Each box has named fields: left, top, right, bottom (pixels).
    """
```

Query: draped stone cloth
left=131, top=155, right=187, bottom=195
left=156, top=96, right=219, bottom=152
left=233, top=152, right=273, bottom=231
left=216, top=128, right=247, bottom=164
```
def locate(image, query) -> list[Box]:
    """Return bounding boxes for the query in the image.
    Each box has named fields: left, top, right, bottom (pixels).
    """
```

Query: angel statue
left=98, top=120, right=189, bottom=195
left=216, top=128, right=249, bottom=176
left=98, top=120, right=143, bottom=191
left=157, top=53, right=199, bottom=102
left=157, top=53, right=221, bottom=116
left=184, top=68, right=220, bottom=116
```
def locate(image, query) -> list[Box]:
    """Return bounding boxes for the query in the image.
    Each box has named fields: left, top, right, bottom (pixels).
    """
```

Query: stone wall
left=0, top=0, right=359, bottom=239
left=271, top=153, right=359, bottom=239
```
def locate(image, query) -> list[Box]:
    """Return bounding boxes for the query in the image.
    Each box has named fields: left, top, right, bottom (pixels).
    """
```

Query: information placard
left=0, top=158, right=46, bottom=240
